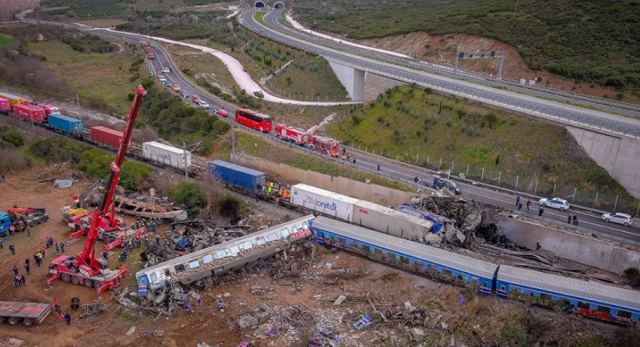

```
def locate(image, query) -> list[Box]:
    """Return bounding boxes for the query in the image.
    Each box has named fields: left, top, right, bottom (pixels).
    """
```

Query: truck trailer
left=0, top=301, right=51, bottom=326
left=90, top=126, right=125, bottom=149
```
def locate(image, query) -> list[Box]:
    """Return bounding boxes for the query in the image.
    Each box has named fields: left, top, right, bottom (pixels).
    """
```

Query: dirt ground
left=0, top=0, right=40, bottom=20
left=359, top=32, right=633, bottom=101
left=0, top=168, right=635, bottom=346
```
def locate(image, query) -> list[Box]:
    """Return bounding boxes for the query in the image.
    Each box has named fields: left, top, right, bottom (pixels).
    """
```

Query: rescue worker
left=538, top=206, right=544, bottom=217
left=55, top=242, right=61, bottom=254
left=0, top=237, right=3, bottom=249
left=8, top=243, right=15, bottom=255
left=12, top=265, right=19, bottom=277
left=64, top=312, right=71, bottom=325
left=59, top=242, right=65, bottom=253
left=515, top=194, right=521, bottom=208
left=526, top=199, right=531, bottom=213
left=572, top=215, right=579, bottom=226
left=24, top=259, right=30, bottom=275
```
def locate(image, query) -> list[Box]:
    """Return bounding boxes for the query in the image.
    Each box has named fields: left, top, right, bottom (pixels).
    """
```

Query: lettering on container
left=303, top=196, right=337, bottom=211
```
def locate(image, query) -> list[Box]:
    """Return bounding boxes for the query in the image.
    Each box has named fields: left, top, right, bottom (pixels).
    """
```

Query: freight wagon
left=11, top=104, right=46, bottom=123
left=210, top=160, right=266, bottom=194
left=25, top=101, right=59, bottom=117
left=0, top=98, right=9, bottom=115
left=352, top=200, right=434, bottom=242
left=0, top=301, right=51, bottom=326
left=0, top=91, right=28, bottom=107
left=47, top=114, right=83, bottom=136
left=290, top=184, right=358, bottom=221
left=135, top=215, right=315, bottom=294
left=290, top=184, right=434, bottom=238
left=142, top=141, right=191, bottom=169
left=90, top=126, right=125, bottom=149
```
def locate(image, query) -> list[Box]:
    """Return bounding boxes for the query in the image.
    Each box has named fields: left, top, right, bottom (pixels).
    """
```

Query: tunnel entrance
left=274, top=1, right=286, bottom=9
left=254, top=1, right=265, bottom=8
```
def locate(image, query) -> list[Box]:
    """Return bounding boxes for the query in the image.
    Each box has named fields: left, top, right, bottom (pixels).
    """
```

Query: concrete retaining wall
left=496, top=217, right=640, bottom=274
left=231, top=154, right=422, bottom=206
left=567, top=127, right=640, bottom=198
left=364, top=73, right=406, bottom=102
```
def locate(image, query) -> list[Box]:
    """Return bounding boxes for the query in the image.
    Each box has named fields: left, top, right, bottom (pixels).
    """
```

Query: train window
left=471, top=277, right=478, bottom=286
left=256, top=237, right=266, bottom=246
left=150, top=273, right=157, bottom=283
left=338, top=237, right=346, bottom=246
left=443, top=269, right=452, bottom=277
left=216, top=250, right=226, bottom=259
left=456, top=274, right=464, bottom=281
left=577, top=301, right=590, bottom=309
left=540, top=293, right=552, bottom=302
left=597, top=306, right=611, bottom=315
left=243, top=241, right=253, bottom=250
left=230, top=246, right=240, bottom=256
left=400, top=256, right=409, bottom=264
left=189, top=260, right=200, bottom=269
left=174, top=264, right=185, bottom=273
left=618, top=310, right=632, bottom=319
left=203, top=255, right=213, bottom=264
left=280, top=228, right=290, bottom=238
left=362, top=245, right=370, bottom=253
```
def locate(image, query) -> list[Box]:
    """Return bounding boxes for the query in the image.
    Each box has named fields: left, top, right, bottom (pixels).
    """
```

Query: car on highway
left=171, top=83, right=181, bottom=93
left=538, top=197, right=569, bottom=210
left=181, top=92, right=189, bottom=99
left=432, top=177, right=460, bottom=195
left=158, top=76, right=167, bottom=83
left=162, top=67, right=170, bottom=73
left=215, top=109, right=229, bottom=118
left=199, top=101, right=210, bottom=109
left=601, top=212, right=633, bottom=227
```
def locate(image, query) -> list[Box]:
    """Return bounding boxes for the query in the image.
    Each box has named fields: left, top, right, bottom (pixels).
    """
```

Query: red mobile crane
left=46, top=86, right=145, bottom=293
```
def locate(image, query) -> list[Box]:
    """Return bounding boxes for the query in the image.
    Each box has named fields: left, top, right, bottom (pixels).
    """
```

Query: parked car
left=538, top=197, right=569, bottom=210
left=601, top=212, right=633, bottom=226
left=215, top=109, right=229, bottom=118
left=432, top=177, right=460, bottom=195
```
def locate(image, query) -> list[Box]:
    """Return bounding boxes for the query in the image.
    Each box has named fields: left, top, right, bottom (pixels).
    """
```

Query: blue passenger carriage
left=497, top=265, right=640, bottom=323
left=311, top=216, right=498, bottom=295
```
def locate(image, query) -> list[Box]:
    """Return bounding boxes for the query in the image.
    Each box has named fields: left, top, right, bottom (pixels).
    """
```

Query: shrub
left=217, top=195, right=245, bottom=221
left=170, top=182, right=206, bottom=217
left=0, top=126, right=24, bottom=147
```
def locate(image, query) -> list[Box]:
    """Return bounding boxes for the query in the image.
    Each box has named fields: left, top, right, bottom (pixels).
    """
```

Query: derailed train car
left=290, top=184, right=434, bottom=242
left=312, top=216, right=640, bottom=324
left=135, top=215, right=315, bottom=295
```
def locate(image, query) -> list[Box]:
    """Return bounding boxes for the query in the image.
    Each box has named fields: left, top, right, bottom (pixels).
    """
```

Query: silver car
left=538, top=197, right=569, bottom=210
left=602, top=212, right=633, bottom=227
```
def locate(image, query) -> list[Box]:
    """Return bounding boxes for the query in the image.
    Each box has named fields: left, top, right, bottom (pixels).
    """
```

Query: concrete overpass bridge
left=241, top=8, right=640, bottom=198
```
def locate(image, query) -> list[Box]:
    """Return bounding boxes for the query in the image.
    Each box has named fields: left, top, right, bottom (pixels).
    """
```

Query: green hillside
left=294, top=0, right=640, bottom=90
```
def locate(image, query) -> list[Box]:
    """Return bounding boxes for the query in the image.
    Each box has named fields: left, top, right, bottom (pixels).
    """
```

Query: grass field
left=293, top=0, right=640, bottom=91
left=0, top=35, right=13, bottom=46
left=27, top=39, right=143, bottom=115
left=328, top=85, right=633, bottom=201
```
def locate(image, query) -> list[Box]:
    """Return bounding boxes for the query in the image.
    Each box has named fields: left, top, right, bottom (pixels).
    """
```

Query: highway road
left=238, top=9, right=640, bottom=139
left=272, top=11, right=640, bottom=119
left=93, top=28, right=640, bottom=245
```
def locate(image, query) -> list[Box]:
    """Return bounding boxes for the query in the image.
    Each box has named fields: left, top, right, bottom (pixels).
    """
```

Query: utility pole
left=182, top=141, right=202, bottom=178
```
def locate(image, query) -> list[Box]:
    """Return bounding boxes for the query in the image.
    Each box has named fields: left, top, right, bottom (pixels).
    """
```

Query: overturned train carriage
left=497, top=265, right=640, bottom=323
left=311, top=216, right=498, bottom=295
left=136, top=215, right=315, bottom=294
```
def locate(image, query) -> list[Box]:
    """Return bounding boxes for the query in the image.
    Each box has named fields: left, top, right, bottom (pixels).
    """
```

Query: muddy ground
left=0, top=169, right=636, bottom=346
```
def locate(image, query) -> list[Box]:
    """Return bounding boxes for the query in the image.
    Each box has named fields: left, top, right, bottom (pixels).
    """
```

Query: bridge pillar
left=327, top=60, right=365, bottom=101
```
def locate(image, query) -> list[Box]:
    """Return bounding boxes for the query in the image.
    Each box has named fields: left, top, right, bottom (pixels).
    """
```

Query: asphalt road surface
left=238, top=9, right=640, bottom=138
left=94, top=28, right=640, bottom=245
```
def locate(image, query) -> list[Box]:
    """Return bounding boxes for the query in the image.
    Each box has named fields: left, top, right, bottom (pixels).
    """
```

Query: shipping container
left=90, top=126, right=125, bottom=148
left=290, top=184, right=357, bottom=221
left=142, top=141, right=191, bottom=169
left=0, top=98, right=9, bottom=115
left=352, top=200, right=434, bottom=242
left=11, top=104, right=46, bottom=123
left=47, top=114, right=83, bottom=136
left=210, top=160, right=266, bottom=193
left=0, top=91, right=28, bottom=107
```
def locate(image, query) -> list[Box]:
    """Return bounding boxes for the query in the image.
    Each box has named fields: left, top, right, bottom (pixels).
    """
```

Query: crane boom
left=77, top=85, right=145, bottom=268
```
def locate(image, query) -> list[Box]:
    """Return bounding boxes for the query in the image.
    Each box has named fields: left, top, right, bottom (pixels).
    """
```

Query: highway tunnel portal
left=273, top=1, right=286, bottom=9
left=254, top=1, right=265, bottom=8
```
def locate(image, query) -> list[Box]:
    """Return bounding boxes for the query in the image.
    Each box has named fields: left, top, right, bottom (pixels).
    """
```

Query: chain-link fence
left=351, top=148, right=640, bottom=216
